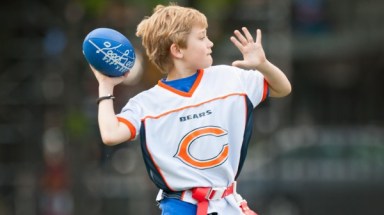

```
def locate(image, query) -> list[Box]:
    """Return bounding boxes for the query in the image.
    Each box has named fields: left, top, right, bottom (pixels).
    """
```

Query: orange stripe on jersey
left=157, top=69, right=204, bottom=97
left=117, top=117, right=136, bottom=140
left=262, top=79, right=269, bottom=101
left=143, top=93, right=246, bottom=121
left=180, top=191, right=186, bottom=200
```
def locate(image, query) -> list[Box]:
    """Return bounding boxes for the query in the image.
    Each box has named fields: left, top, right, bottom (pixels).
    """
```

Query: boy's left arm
left=230, top=27, right=291, bottom=98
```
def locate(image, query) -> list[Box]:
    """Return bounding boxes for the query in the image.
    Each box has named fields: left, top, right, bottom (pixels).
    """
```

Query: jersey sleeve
left=234, top=67, right=269, bottom=107
left=116, top=98, right=142, bottom=141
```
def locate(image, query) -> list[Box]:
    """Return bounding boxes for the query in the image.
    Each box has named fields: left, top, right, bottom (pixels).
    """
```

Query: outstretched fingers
left=234, top=29, right=247, bottom=45
left=230, top=34, right=243, bottom=52
left=242, top=27, right=254, bottom=43
left=255, top=29, right=262, bottom=45
left=232, top=27, right=254, bottom=45
left=231, top=27, right=255, bottom=51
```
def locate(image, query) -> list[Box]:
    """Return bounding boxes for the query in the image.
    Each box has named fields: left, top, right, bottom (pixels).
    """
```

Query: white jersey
left=117, top=65, right=268, bottom=213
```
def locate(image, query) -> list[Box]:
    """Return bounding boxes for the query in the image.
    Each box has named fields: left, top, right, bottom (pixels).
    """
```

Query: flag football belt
left=191, top=183, right=234, bottom=215
left=159, top=182, right=257, bottom=215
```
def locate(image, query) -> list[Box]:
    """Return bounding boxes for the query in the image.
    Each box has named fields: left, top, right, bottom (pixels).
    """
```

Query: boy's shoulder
left=205, top=64, right=233, bottom=72
left=204, top=65, right=245, bottom=78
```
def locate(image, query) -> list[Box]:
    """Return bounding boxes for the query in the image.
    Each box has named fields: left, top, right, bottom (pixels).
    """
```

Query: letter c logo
left=175, top=126, right=229, bottom=169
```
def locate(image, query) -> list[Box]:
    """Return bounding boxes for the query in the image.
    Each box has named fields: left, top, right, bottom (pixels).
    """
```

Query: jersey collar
left=157, top=69, right=204, bottom=97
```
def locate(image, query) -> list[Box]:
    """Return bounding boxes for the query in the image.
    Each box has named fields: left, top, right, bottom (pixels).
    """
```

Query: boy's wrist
left=99, top=84, right=114, bottom=96
left=97, top=94, right=115, bottom=105
left=254, top=60, right=271, bottom=73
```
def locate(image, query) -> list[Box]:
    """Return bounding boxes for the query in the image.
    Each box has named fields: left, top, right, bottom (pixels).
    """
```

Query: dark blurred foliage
left=0, top=0, right=384, bottom=214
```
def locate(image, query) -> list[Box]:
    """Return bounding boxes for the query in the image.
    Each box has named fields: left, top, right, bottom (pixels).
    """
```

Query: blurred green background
left=1, top=0, right=384, bottom=215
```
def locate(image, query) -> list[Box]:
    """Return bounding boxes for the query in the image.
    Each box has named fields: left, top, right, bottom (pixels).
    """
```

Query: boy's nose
left=208, top=39, right=214, bottom=48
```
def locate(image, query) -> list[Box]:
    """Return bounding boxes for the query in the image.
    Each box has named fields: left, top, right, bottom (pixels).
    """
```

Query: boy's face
left=181, top=25, right=214, bottom=70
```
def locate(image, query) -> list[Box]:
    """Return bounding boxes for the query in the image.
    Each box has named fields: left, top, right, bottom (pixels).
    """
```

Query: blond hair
left=136, top=3, right=208, bottom=73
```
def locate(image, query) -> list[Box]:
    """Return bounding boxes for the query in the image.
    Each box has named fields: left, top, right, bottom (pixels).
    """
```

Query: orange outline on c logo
left=174, top=126, right=229, bottom=169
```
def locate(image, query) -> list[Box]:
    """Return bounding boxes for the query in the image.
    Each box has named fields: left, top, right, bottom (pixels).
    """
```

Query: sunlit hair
left=136, top=3, right=208, bottom=73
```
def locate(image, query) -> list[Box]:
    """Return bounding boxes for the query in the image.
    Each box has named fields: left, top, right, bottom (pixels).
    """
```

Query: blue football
left=82, top=28, right=136, bottom=77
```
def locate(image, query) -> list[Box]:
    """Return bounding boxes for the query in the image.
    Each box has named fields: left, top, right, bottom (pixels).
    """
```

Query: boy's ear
left=170, top=43, right=183, bottom=59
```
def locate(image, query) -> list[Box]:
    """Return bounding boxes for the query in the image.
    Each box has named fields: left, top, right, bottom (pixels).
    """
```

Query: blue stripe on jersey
left=140, top=122, right=171, bottom=191
left=235, top=96, right=255, bottom=179
left=161, top=72, right=198, bottom=93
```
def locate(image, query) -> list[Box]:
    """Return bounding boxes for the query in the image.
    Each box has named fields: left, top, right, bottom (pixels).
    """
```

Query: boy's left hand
left=230, top=27, right=267, bottom=70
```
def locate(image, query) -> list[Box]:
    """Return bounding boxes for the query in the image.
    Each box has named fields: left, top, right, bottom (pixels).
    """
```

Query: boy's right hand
left=90, top=65, right=129, bottom=87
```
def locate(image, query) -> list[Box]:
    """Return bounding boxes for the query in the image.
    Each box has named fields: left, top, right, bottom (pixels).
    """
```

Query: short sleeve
left=116, top=99, right=142, bottom=141
left=234, top=67, right=269, bottom=107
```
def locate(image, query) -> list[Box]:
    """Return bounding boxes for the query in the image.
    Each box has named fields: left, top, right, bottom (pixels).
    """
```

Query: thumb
left=232, top=60, right=244, bottom=68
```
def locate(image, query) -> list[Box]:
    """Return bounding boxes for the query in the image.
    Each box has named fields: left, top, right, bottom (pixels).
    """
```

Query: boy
left=90, top=3, right=291, bottom=215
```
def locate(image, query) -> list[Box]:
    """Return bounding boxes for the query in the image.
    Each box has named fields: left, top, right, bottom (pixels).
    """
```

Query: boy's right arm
left=91, top=66, right=132, bottom=145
